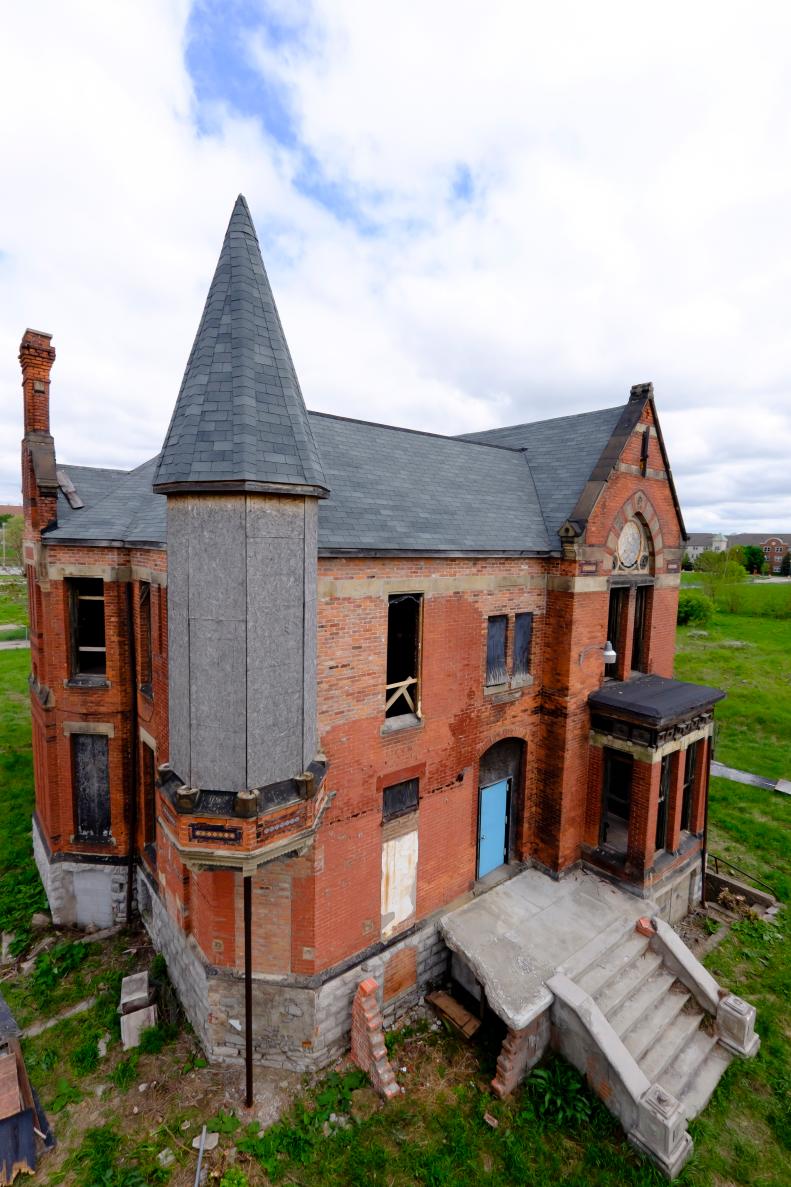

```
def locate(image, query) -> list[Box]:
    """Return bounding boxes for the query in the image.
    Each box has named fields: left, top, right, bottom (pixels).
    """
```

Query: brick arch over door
left=477, top=737, right=526, bottom=866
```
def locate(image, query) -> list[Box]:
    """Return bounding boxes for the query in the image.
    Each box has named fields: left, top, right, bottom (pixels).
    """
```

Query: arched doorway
left=477, top=738, right=524, bottom=879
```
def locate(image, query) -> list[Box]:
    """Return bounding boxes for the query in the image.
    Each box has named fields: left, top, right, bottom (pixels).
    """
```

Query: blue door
left=478, top=779, right=509, bottom=878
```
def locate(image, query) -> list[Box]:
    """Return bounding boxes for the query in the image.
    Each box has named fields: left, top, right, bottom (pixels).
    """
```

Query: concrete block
left=119, top=972, right=150, bottom=1015
left=716, top=994, right=760, bottom=1057
left=121, top=1005, right=157, bottom=1050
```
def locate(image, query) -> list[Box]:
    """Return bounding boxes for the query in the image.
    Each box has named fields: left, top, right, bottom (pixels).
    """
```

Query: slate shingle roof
left=311, top=414, right=548, bottom=553
left=153, top=195, right=327, bottom=494
left=46, top=401, right=629, bottom=553
left=459, top=405, right=626, bottom=549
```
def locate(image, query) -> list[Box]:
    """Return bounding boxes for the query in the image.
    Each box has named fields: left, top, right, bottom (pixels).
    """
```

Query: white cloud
left=1, top=0, right=790, bottom=534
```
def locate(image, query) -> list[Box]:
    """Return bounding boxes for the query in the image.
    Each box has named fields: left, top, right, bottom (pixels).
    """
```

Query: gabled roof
left=460, top=405, right=625, bottom=550
left=153, top=196, right=328, bottom=496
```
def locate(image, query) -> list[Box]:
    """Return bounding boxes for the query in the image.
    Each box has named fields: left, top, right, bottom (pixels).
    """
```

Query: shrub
left=677, top=591, right=714, bottom=626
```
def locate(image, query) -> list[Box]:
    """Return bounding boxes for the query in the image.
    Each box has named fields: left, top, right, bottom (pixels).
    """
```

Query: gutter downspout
left=244, top=873, right=254, bottom=1107
left=126, top=582, right=139, bottom=925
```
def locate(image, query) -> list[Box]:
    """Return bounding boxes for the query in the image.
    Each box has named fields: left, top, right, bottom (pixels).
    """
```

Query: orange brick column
left=491, top=1012, right=550, bottom=1098
left=690, top=736, right=711, bottom=836
left=627, top=759, right=661, bottom=879
left=350, top=979, right=400, bottom=1100
left=666, top=751, right=685, bottom=853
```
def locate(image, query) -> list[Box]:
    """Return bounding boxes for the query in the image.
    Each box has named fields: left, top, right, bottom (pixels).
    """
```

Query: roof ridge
left=308, top=409, right=525, bottom=453
left=459, top=402, right=627, bottom=439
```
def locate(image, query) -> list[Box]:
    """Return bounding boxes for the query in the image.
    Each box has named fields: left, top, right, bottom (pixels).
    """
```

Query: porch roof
left=588, top=675, right=725, bottom=729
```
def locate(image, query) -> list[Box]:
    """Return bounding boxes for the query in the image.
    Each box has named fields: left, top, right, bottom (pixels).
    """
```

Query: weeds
left=525, top=1057, right=594, bottom=1127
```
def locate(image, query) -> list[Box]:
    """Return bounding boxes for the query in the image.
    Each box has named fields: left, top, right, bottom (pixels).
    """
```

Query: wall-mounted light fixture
left=578, top=640, right=617, bottom=667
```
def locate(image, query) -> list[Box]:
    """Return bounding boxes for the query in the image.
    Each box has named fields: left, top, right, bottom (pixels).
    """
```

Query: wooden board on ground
left=426, top=990, right=481, bottom=1039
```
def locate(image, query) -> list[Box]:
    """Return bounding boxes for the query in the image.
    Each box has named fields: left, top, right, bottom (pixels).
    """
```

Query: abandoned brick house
left=21, top=196, right=759, bottom=1175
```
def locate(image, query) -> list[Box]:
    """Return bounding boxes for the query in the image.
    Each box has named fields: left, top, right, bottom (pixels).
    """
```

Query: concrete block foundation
left=33, top=817, right=130, bottom=928
left=137, top=865, right=448, bottom=1072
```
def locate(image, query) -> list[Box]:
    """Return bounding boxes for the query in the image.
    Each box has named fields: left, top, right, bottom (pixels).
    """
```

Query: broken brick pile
left=350, top=978, right=400, bottom=1100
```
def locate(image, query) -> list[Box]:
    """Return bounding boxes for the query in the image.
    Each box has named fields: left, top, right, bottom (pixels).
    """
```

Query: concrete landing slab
left=440, top=868, right=653, bottom=1030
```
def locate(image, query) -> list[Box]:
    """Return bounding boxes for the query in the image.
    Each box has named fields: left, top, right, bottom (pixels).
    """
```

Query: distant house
left=728, top=533, right=791, bottom=574
left=684, top=532, right=727, bottom=562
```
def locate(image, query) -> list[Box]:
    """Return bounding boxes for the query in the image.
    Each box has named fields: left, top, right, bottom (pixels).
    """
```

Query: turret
left=153, top=196, right=328, bottom=796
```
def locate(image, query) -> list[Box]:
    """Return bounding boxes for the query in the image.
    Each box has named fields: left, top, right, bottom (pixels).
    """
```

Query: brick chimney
left=20, top=329, right=58, bottom=539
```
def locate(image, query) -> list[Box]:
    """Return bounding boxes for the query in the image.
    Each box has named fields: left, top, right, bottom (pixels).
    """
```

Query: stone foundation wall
left=137, top=863, right=449, bottom=1072
left=651, top=859, right=701, bottom=924
left=33, top=817, right=129, bottom=928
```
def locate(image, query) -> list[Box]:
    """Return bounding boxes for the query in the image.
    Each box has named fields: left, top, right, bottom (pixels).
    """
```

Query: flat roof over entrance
left=440, top=868, right=651, bottom=1030
left=589, top=674, right=725, bottom=728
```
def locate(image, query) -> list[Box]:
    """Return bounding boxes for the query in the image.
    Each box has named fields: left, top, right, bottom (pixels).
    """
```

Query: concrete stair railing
left=547, top=915, right=759, bottom=1180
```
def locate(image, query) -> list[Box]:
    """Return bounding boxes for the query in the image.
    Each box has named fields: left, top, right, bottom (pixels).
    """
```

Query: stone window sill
left=65, top=676, right=111, bottom=690
left=380, top=713, right=423, bottom=737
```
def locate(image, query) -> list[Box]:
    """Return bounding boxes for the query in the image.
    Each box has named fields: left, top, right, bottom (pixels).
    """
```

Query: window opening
left=385, top=594, right=421, bottom=718
left=680, top=742, right=698, bottom=832
left=640, top=428, right=649, bottom=476
left=605, top=587, right=628, bottom=678
left=631, top=585, right=651, bottom=673
left=485, top=615, right=508, bottom=685
left=72, top=733, right=111, bottom=841
left=601, top=748, right=632, bottom=854
left=69, top=578, right=106, bottom=676
left=382, top=778, right=419, bottom=821
left=656, top=753, right=672, bottom=851
left=139, top=582, right=152, bottom=689
left=513, top=613, right=533, bottom=678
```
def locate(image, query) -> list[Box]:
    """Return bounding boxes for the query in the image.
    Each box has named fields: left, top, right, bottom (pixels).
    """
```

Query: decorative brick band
left=350, top=978, right=400, bottom=1100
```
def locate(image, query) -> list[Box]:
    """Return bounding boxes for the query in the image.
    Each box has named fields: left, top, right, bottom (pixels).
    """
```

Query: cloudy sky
left=2, top=1, right=790, bottom=532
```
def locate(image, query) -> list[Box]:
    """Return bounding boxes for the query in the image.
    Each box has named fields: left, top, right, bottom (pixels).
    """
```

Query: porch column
left=626, top=759, right=661, bottom=878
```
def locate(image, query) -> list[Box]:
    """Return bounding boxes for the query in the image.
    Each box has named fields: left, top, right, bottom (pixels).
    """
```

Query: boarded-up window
left=383, top=778, right=419, bottom=821
left=381, top=829, right=418, bottom=940
left=486, top=615, right=507, bottom=685
left=513, top=613, right=533, bottom=678
left=385, top=594, right=422, bottom=718
left=72, top=734, right=111, bottom=841
left=141, top=742, right=156, bottom=845
left=139, top=582, right=152, bottom=689
left=68, top=578, right=106, bottom=676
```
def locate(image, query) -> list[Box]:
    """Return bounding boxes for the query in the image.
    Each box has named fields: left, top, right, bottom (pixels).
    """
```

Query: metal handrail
left=708, top=852, right=777, bottom=897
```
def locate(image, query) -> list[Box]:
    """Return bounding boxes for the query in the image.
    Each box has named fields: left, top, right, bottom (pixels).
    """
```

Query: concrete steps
left=574, top=924, right=733, bottom=1122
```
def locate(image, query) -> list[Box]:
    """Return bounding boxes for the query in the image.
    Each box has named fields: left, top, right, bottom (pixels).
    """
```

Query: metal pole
left=244, top=873, right=253, bottom=1108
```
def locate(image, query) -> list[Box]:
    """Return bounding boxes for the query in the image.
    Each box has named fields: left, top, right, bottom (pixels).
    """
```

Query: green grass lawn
left=0, top=576, right=28, bottom=627
left=675, top=613, right=791, bottom=782
left=1, top=608, right=790, bottom=1184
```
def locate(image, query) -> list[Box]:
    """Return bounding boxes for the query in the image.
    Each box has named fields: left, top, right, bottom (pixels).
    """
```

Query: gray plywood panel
left=246, top=534, right=305, bottom=786
left=189, top=617, right=247, bottom=791
left=186, top=497, right=246, bottom=622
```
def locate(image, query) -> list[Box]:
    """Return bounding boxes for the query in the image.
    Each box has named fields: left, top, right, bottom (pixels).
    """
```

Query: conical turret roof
left=154, top=195, right=328, bottom=495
